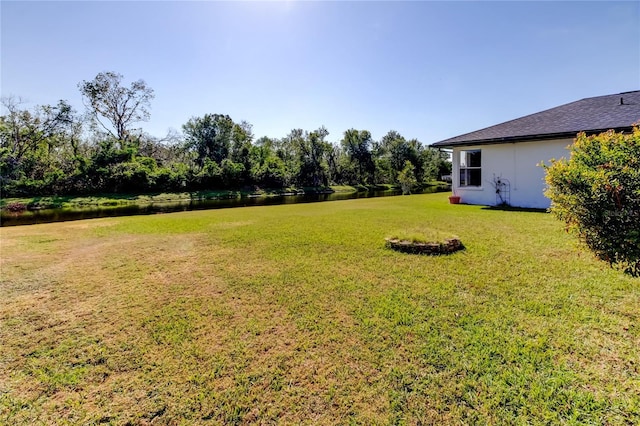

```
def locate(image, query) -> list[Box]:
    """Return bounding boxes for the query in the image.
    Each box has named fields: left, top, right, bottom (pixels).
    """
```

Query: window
left=459, top=150, right=481, bottom=187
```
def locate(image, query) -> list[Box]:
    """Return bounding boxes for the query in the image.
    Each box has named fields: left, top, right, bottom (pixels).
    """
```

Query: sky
left=1, top=1, right=639, bottom=145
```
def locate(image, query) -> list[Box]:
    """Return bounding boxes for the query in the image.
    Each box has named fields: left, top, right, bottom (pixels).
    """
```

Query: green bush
left=397, top=160, right=417, bottom=195
left=544, top=128, right=640, bottom=276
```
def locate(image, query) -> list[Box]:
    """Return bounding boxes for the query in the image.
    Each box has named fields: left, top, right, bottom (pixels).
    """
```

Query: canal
left=2, top=187, right=449, bottom=226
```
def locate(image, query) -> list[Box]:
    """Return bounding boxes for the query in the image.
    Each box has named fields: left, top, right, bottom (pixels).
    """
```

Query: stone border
left=385, top=237, right=464, bottom=255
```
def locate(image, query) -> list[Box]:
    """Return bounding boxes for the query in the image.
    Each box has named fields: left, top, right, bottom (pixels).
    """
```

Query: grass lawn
left=1, top=193, right=638, bottom=425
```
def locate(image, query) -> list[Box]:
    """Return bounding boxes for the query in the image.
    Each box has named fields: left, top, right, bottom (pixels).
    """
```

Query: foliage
left=290, top=127, right=332, bottom=187
left=381, top=131, right=421, bottom=182
left=79, top=72, right=154, bottom=144
left=221, top=158, right=245, bottom=187
left=249, top=143, right=287, bottom=188
left=0, top=97, right=82, bottom=196
left=2, top=72, right=452, bottom=198
left=397, top=160, right=417, bottom=194
left=544, top=128, right=640, bottom=276
left=341, top=129, right=375, bottom=185
left=182, top=113, right=234, bottom=166
left=422, top=146, right=452, bottom=180
left=4, top=201, right=27, bottom=212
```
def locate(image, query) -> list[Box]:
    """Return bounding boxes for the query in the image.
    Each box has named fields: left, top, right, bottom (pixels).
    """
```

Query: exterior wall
left=451, top=139, right=571, bottom=209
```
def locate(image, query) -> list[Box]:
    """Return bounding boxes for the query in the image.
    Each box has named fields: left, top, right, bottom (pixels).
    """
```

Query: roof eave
left=429, top=126, right=634, bottom=149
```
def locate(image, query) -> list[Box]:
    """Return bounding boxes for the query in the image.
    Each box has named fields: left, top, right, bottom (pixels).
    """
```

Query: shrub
left=397, top=161, right=417, bottom=195
left=543, top=128, right=640, bottom=276
left=5, top=201, right=27, bottom=212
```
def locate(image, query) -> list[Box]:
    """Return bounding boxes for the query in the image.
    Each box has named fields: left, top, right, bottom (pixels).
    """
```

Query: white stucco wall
left=451, top=138, right=571, bottom=209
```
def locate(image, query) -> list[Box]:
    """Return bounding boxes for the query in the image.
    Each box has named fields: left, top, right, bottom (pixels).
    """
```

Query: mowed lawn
left=1, top=193, right=638, bottom=425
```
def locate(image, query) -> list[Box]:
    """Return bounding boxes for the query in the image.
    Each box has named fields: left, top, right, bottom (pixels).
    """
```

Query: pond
left=1, top=186, right=449, bottom=227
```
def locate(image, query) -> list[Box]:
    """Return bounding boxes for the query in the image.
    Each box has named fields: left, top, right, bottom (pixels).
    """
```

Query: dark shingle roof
left=431, top=90, right=640, bottom=148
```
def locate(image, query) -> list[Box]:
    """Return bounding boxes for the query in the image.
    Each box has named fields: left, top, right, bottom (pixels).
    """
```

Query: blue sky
left=2, top=1, right=639, bottom=145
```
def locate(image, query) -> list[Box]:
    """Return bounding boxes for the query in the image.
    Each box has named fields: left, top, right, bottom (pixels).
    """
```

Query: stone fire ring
left=385, top=237, right=464, bottom=255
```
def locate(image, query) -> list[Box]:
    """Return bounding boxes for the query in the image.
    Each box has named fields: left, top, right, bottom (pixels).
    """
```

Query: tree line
left=1, top=72, right=450, bottom=197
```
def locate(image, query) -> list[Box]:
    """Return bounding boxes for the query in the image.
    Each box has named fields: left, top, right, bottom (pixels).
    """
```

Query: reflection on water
left=1, top=187, right=447, bottom=227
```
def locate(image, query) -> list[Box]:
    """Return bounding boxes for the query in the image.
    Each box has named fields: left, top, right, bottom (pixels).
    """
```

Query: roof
left=431, top=90, right=640, bottom=148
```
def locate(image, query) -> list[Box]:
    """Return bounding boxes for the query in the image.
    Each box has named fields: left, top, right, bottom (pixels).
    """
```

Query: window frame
left=459, top=149, right=482, bottom=187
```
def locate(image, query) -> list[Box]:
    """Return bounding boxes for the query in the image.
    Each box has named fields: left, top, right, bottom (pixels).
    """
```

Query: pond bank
left=1, top=183, right=451, bottom=226
left=1, top=186, right=354, bottom=211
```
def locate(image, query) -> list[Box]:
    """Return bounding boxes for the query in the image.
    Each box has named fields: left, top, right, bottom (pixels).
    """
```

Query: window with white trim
left=459, top=150, right=481, bottom=187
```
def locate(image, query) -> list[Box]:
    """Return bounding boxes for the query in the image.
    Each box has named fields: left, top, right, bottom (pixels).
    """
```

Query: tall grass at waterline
left=1, top=193, right=637, bottom=424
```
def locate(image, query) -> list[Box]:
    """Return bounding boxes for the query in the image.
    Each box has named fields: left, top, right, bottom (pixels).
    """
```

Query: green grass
left=386, top=225, right=456, bottom=244
left=1, top=193, right=638, bottom=424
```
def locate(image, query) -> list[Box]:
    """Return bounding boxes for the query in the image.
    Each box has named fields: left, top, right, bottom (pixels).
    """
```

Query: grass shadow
left=481, top=205, right=548, bottom=213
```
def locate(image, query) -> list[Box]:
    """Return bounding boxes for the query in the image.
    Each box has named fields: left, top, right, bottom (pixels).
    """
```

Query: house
left=430, top=90, right=640, bottom=209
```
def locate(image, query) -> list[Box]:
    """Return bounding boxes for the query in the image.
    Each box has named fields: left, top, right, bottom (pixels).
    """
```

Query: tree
left=291, top=127, right=331, bottom=187
left=230, top=120, right=254, bottom=184
left=381, top=131, right=424, bottom=184
left=421, top=147, right=451, bottom=182
left=182, top=114, right=234, bottom=167
left=230, top=121, right=254, bottom=163
left=1, top=97, right=82, bottom=195
left=326, top=144, right=346, bottom=185
left=341, top=129, right=374, bottom=185
left=371, top=139, right=392, bottom=184
left=249, top=140, right=287, bottom=188
left=397, top=160, right=417, bottom=194
left=543, top=128, right=640, bottom=276
left=380, top=130, right=406, bottom=176
left=79, top=72, right=154, bottom=144
left=274, top=134, right=301, bottom=187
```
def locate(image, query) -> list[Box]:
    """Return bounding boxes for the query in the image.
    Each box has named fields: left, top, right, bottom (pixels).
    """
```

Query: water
left=1, top=187, right=448, bottom=227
